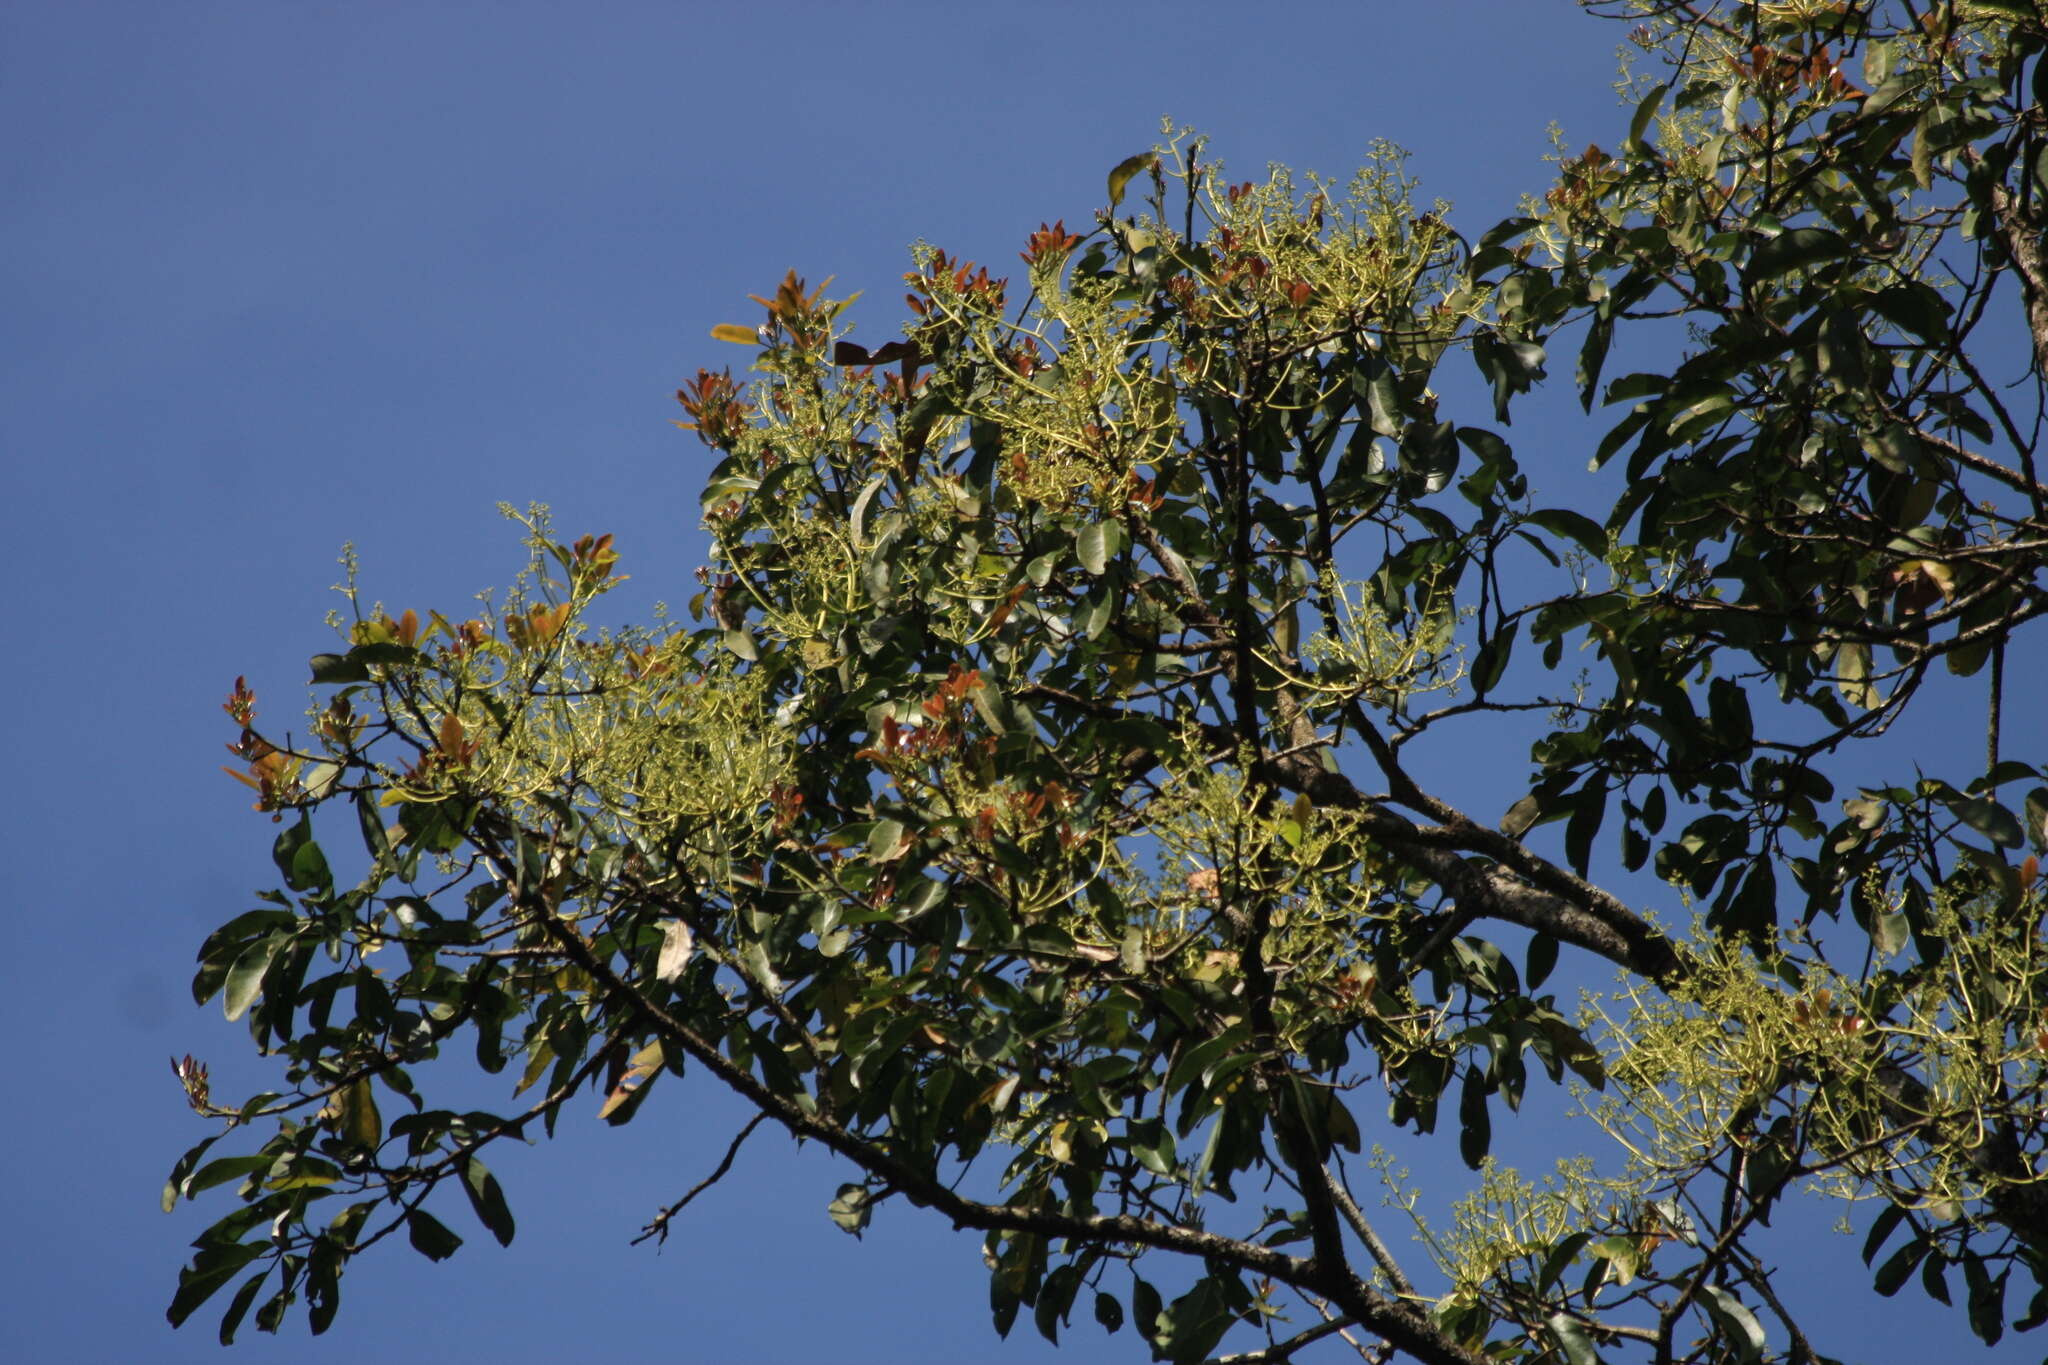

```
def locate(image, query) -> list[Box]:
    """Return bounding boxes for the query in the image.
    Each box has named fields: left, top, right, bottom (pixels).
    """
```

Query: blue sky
left=2, top=2, right=2033, bottom=1361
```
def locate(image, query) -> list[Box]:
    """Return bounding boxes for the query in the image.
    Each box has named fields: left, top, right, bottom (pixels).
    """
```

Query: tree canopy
left=169, top=2, right=2048, bottom=1360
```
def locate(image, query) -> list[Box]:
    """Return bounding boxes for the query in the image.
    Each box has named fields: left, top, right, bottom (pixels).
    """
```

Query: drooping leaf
left=460, top=1158, right=515, bottom=1247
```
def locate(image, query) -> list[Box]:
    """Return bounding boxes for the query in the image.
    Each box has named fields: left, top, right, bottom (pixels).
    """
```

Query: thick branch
left=1255, top=745, right=1684, bottom=983
left=1984, top=172, right=2048, bottom=383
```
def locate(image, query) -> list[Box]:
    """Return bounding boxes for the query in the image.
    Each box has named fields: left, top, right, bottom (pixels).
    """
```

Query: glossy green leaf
left=1548, top=1312, right=1601, bottom=1365
left=221, top=935, right=282, bottom=1022
left=1076, top=520, right=1122, bottom=576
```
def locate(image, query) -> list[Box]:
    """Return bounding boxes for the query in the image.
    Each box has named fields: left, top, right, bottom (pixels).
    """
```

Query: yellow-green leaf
left=710, top=323, right=759, bottom=345
left=337, top=1078, right=381, bottom=1149
left=1107, top=152, right=1157, bottom=210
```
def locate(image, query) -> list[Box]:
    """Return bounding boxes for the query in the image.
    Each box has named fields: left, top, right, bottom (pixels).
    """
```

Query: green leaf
left=355, top=792, right=391, bottom=861
left=216, top=1270, right=268, bottom=1346
left=1548, top=1312, right=1602, bottom=1365
left=1627, top=82, right=1669, bottom=155
left=309, top=642, right=419, bottom=683
left=1745, top=227, right=1850, bottom=282
left=1458, top=1066, right=1491, bottom=1169
left=271, top=816, right=312, bottom=884
left=1157, top=1277, right=1235, bottom=1364
left=288, top=836, right=332, bottom=898
left=1949, top=794, right=2024, bottom=848
left=335, top=1078, right=382, bottom=1150
left=1094, top=1291, right=1124, bottom=1335
left=1076, top=520, right=1123, bottom=576
left=222, top=934, right=282, bottom=1022
left=460, top=1158, right=516, bottom=1247
left=1131, top=1277, right=1164, bottom=1342
left=1577, top=312, right=1614, bottom=413
left=406, top=1209, right=463, bottom=1262
left=1862, top=1203, right=1907, bottom=1266
left=167, top=1242, right=266, bottom=1328
left=1921, top=1247, right=1952, bottom=1306
left=1501, top=793, right=1543, bottom=838
left=1874, top=1236, right=1929, bottom=1296
left=163, top=1135, right=222, bottom=1212
left=1965, top=1255, right=2007, bottom=1346
left=1473, top=619, right=1518, bottom=694
left=828, top=1183, right=873, bottom=1237
left=866, top=818, right=908, bottom=862
left=308, top=652, right=368, bottom=684
left=1538, top=1232, right=1593, bottom=1292
left=1698, top=1284, right=1766, bottom=1364
left=1075, top=583, right=1114, bottom=640
left=1526, top=508, right=1608, bottom=557
left=1868, top=282, right=1951, bottom=344
left=182, top=1154, right=273, bottom=1199
left=1589, top=1235, right=1641, bottom=1286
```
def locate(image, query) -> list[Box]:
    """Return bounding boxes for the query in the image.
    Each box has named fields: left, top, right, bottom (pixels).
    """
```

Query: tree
left=168, top=2, right=2048, bottom=1359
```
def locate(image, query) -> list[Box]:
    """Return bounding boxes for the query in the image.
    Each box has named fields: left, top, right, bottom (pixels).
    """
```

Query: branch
left=1327, top=1172, right=1417, bottom=1299
left=500, top=839, right=1493, bottom=1365
left=1253, top=742, right=1684, bottom=983
left=1211, top=1316, right=1358, bottom=1364
left=633, top=1112, right=768, bottom=1247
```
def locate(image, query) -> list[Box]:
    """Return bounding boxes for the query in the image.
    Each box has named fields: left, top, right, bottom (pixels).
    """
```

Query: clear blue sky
left=1, top=3, right=2030, bottom=1361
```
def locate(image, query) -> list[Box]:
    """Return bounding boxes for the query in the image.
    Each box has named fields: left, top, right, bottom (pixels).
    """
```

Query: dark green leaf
left=1458, top=1066, right=1491, bottom=1169
left=460, top=1158, right=515, bottom=1247
left=1862, top=1204, right=1907, bottom=1266
left=1745, top=227, right=1850, bottom=282
left=167, top=1242, right=266, bottom=1328
left=1526, top=508, right=1608, bottom=557
left=1965, top=1256, right=2007, bottom=1346
left=216, top=1270, right=268, bottom=1346
left=1132, top=1277, right=1164, bottom=1342
left=1921, top=1246, right=1952, bottom=1306
left=308, top=653, right=369, bottom=684
left=1473, top=619, right=1518, bottom=694
left=1577, top=313, right=1614, bottom=413
left=406, top=1209, right=463, bottom=1262
left=1874, top=1236, right=1929, bottom=1296
left=1868, top=282, right=1951, bottom=344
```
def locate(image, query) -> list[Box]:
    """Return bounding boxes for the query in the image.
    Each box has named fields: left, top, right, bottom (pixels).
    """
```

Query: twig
left=635, top=1113, right=769, bottom=1247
